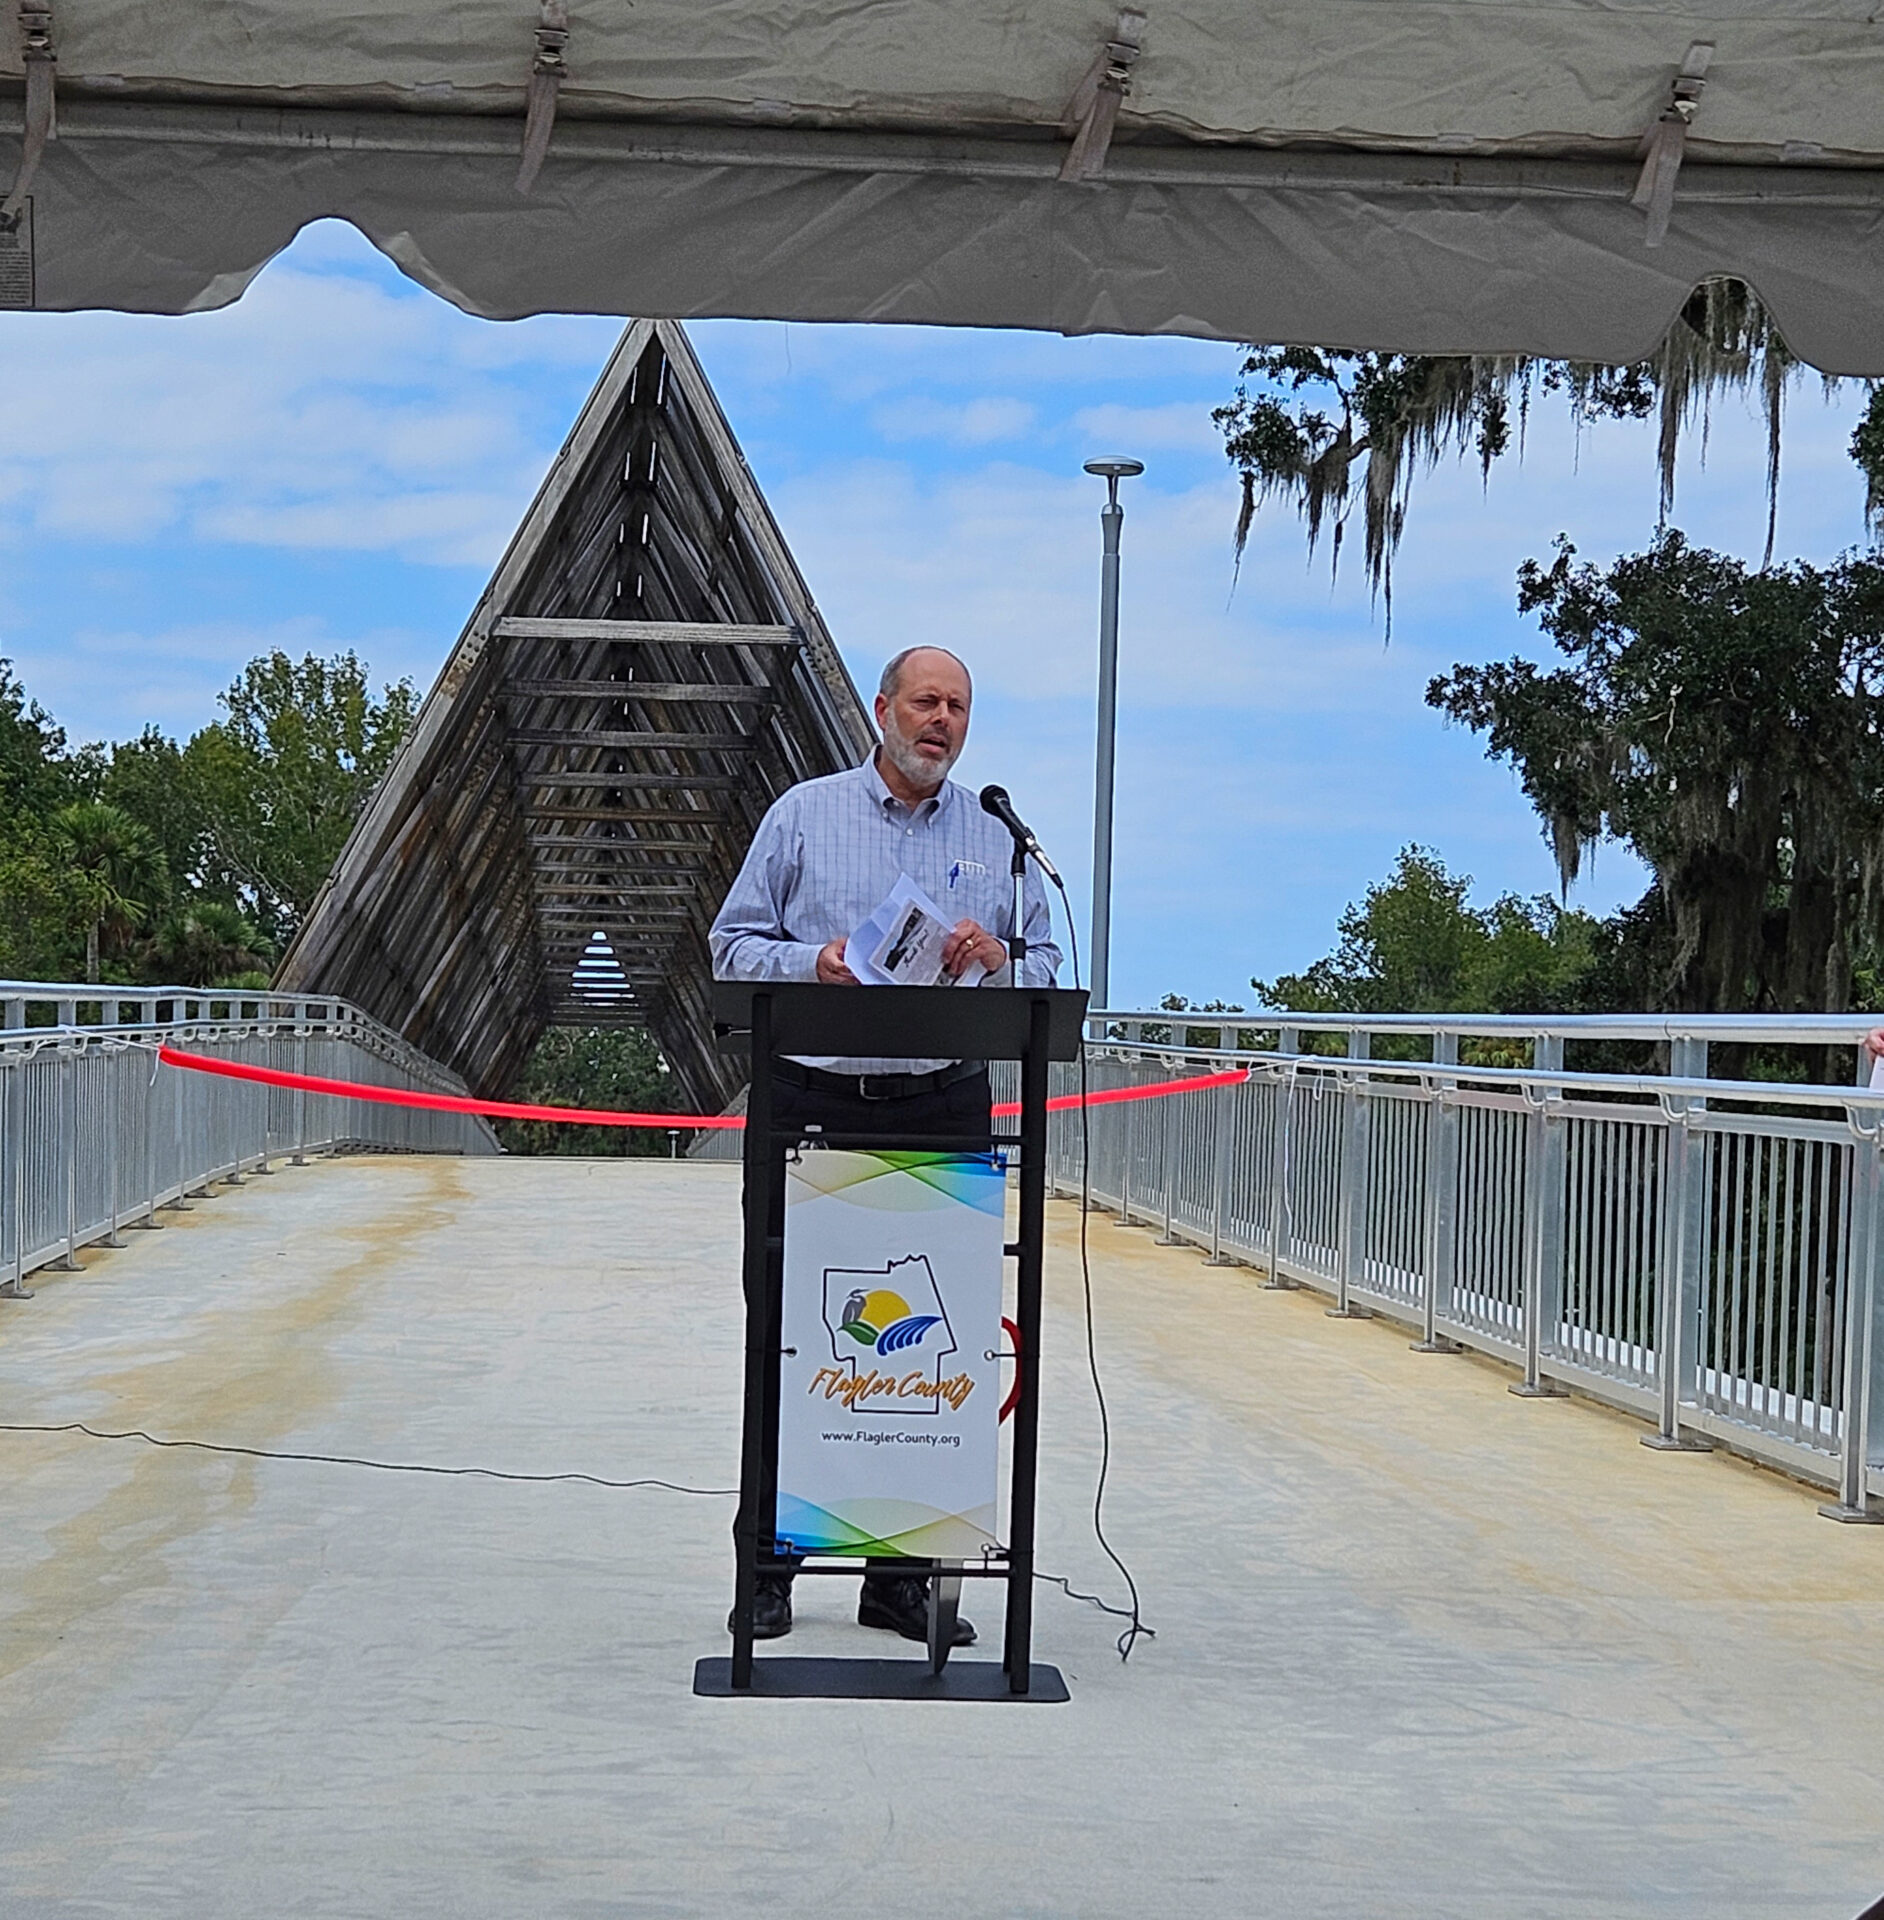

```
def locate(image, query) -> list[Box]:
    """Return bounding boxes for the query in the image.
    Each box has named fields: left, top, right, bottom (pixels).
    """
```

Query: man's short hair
left=879, top=646, right=971, bottom=700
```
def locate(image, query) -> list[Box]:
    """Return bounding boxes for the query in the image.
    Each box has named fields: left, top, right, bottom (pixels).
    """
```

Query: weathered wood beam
left=530, top=849, right=716, bottom=864
left=536, top=875, right=719, bottom=890
left=535, top=908, right=696, bottom=922
left=512, top=729, right=759, bottom=751
left=495, top=617, right=799, bottom=647
left=521, top=774, right=746, bottom=792
left=534, top=884, right=706, bottom=897
left=506, top=680, right=778, bottom=704
left=528, top=834, right=716, bottom=852
left=524, top=808, right=722, bottom=824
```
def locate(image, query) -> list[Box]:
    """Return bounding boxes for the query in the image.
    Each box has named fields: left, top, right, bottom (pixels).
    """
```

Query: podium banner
left=776, top=1149, right=1004, bottom=1560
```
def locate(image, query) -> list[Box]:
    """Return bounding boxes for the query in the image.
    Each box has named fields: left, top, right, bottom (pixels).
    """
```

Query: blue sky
left=0, top=221, right=1875, bottom=1009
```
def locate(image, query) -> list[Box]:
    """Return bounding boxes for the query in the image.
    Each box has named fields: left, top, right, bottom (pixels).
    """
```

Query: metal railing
left=1032, top=1010, right=1884, bottom=1519
left=1, top=982, right=500, bottom=1298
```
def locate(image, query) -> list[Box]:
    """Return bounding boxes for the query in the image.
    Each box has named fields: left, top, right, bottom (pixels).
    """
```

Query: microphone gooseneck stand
left=1009, top=839, right=1028, bottom=974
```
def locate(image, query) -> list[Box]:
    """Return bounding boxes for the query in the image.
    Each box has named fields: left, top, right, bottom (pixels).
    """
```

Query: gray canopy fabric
left=4, top=3, right=1883, bottom=367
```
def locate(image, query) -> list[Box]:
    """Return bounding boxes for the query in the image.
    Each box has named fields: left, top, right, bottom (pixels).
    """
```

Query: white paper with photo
left=844, top=873, right=988, bottom=989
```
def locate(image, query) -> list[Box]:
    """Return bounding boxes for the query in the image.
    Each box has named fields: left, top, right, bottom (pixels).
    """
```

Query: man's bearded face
left=877, top=653, right=971, bottom=791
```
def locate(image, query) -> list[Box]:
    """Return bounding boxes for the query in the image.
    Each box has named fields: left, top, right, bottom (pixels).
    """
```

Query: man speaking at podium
left=709, top=644, right=1062, bottom=1646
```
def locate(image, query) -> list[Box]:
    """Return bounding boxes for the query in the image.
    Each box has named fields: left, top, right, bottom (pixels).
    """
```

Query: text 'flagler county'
left=808, top=1365, right=975, bottom=1412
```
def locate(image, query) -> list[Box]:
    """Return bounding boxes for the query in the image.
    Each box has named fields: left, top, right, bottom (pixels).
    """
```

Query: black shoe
left=727, top=1576, right=793, bottom=1640
left=858, top=1575, right=976, bottom=1647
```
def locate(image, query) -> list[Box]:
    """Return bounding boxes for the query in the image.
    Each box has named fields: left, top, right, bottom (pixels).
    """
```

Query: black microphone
left=979, top=784, right=1061, bottom=883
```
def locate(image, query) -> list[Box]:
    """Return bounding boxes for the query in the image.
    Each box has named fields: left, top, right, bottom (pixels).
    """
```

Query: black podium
left=693, top=981, right=1087, bottom=1703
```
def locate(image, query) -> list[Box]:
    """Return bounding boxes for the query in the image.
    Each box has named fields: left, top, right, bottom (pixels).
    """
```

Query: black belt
left=773, top=1059, right=985, bottom=1103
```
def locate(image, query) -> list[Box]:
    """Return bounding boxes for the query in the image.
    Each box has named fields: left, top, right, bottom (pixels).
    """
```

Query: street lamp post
left=1082, top=455, right=1143, bottom=1013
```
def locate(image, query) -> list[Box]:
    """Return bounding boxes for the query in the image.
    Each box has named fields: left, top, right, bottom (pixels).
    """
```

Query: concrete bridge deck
left=3, top=1155, right=1881, bottom=1918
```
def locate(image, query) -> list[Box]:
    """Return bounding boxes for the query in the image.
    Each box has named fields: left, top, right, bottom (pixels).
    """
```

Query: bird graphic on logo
left=838, top=1285, right=943, bottom=1356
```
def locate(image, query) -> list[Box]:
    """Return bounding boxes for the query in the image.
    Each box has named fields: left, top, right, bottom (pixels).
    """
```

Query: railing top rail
left=1090, top=1034, right=1884, bottom=1123
left=0, top=981, right=342, bottom=1000
left=0, top=982, right=474, bottom=1099
left=1093, top=1007, right=1883, bottom=1046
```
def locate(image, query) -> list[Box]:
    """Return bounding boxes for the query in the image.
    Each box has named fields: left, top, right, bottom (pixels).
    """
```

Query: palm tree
left=145, top=901, right=271, bottom=988
left=48, top=801, right=167, bottom=983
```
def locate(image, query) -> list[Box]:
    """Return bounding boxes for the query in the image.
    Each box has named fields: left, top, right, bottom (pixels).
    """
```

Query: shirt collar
left=859, top=749, right=951, bottom=820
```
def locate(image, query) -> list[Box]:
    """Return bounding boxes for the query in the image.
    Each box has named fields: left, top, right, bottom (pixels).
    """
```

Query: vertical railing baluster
left=1263, top=1027, right=1298, bottom=1287
left=1645, top=1036, right=1713, bottom=1451
left=1115, top=1023, right=1136, bottom=1225
left=1821, top=1132, right=1884, bottom=1521
left=58, top=1045, right=81, bottom=1270
left=1, top=1062, right=29, bottom=1300
left=1511, top=1035, right=1566, bottom=1396
left=1205, top=1024, right=1236, bottom=1266
left=1155, top=1047, right=1181, bottom=1246
left=1414, top=1030, right=1461, bottom=1352
left=1328, top=1028, right=1372, bottom=1317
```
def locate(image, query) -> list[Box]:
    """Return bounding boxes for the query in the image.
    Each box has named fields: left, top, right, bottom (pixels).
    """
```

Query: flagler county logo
left=812, top=1254, right=972, bottom=1416
left=840, top=1286, right=941, bottom=1355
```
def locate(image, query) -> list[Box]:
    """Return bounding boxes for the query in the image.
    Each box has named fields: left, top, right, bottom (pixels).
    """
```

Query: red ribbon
left=158, top=1045, right=1249, bottom=1131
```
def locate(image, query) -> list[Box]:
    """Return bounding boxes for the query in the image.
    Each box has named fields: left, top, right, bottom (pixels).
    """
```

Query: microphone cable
left=1042, top=869, right=1154, bottom=1661
left=3, top=1422, right=1142, bottom=1630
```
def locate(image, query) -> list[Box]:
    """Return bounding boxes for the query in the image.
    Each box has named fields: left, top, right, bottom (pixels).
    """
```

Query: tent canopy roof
left=6, top=4, right=1883, bottom=367
left=12, top=3, right=1884, bottom=162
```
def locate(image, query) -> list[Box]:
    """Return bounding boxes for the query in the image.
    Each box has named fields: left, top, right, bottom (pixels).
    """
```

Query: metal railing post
left=1115, top=1023, right=1136, bottom=1226
left=1644, top=1037, right=1714, bottom=1450
left=1, top=1062, right=30, bottom=1300
left=1263, top=1027, right=1298, bottom=1288
left=1328, top=1029, right=1373, bottom=1317
left=1821, top=1133, right=1884, bottom=1521
left=1414, top=1029, right=1462, bottom=1353
left=1205, top=1024, right=1237, bottom=1265
left=136, top=1031, right=164, bottom=1229
left=253, top=1015, right=276, bottom=1175
left=57, top=1045, right=82, bottom=1270
left=292, top=1025, right=310, bottom=1164
left=1155, top=1043, right=1182, bottom=1245
left=100, top=1048, right=125, bottom=1247
left=169, top=1035, right=197, bottom=1209
left=1511, top=1034, right=1567, bottom=1396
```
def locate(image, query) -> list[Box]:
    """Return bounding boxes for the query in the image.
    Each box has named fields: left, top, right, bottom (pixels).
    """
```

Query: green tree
left=184, top=651, right=416, bottom=943
left=1215, top=280, right=1829, bottom=614
left=1428, top=532, right=1884, bottom=1014
left=1254, top=845, right=1599, bottom=1018
left=494, top=1027, right=681, bottom=1158
left=0, top=657, right=75, bottom=819
left=0, top=830, right=79, bottom=980
left=48, top=800, right=168, bottom=983
left=102, top=727, right=201, bottom=905
left=145, top=901, right=272, bottom=988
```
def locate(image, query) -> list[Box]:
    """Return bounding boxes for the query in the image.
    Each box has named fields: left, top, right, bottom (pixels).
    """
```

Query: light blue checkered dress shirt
left=709, top=754, right=1063, bottom=1074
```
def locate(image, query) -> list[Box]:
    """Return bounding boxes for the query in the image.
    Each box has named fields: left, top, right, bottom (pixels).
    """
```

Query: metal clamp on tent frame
left=1631, top=41, right=1713, bottom=248
left=2, top=0, right=56, bottom=226
left=516, top=0, right=570, bottom=195
left=1059, top=9, right=1147, bottom=184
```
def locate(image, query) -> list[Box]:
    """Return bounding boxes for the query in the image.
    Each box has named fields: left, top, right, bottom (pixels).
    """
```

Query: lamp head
left=1084, top=455, right=1144, bottom=507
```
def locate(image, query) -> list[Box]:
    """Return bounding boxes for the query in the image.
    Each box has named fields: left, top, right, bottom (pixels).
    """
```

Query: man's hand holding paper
left=841, top=874, right=997, bottom=988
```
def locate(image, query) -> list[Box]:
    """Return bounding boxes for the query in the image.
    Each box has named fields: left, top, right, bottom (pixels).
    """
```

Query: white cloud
left=21, top=616, right=432, bottom=746
left=0, top=222, right=621, bottom=568
left=1069, top=400, right=1223, bottom=456
left=870, top=395, right=1038, bottom=446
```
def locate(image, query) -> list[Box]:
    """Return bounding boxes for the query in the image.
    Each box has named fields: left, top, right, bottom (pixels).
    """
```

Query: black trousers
left=751, top=1064, right=994, bottom=1590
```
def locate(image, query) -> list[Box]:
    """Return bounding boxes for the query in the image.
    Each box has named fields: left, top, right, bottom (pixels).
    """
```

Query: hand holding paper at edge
left=843, top=874, right=991, bottom=988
